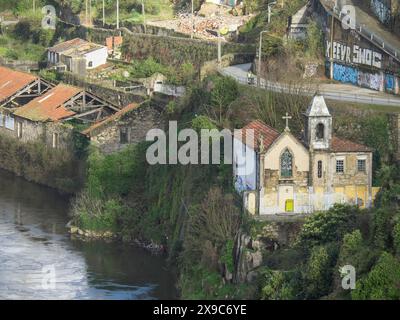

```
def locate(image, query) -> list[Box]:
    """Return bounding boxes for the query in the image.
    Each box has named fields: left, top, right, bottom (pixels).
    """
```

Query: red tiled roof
left=82, top=103, right=140, bottom=136
left=0, top=66, right=38, bottom=103
left=236, top=120, right=280, bottom=151
left=13, top=84, right=81, bottom=122
left=331, top=136, right=372, bottom=153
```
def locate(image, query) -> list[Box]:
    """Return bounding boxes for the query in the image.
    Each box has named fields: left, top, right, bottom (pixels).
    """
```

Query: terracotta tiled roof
left=13, top=84, right=81, bottom=122
left=236, top=120, right=280, bottom=151
left=0, top=66, right=38, bottom=103
left=82, top=103, right=140, bottom=137
left=331, top=136, right=372, bottom=153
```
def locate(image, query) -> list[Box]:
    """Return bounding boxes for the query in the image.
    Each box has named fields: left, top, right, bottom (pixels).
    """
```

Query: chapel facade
left=233, top=95, right=379, bottom=215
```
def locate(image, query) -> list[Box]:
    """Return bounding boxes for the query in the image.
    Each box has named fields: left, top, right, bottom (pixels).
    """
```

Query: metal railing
left=329, top=4, right=400, bottom=63
left=219, top=68, right=400, bottom=107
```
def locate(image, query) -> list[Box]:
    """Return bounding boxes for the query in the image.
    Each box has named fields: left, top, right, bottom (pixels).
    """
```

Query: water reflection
left=0, top=169, right=176, bottom=300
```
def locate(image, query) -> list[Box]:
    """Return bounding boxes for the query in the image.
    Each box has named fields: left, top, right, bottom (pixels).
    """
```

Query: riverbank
left=67, top=221, right=167, bottom=255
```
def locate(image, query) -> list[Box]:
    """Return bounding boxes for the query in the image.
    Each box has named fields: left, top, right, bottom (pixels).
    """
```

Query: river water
left=0, top=169, right=176, bottom=300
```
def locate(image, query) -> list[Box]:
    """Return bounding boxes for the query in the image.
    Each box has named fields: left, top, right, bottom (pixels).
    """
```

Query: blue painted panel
left=385, top=74, right=395, bottom=91
left=333, top=63, right=358, bottom=85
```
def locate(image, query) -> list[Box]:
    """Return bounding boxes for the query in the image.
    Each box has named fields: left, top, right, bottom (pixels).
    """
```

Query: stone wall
left=55, top=20, right=255, bottom=72
left=0, top=57, right=39, bottom=72
left=329, top=152, right=372, bottom=187
left=89, top=103, right=165, bottom=154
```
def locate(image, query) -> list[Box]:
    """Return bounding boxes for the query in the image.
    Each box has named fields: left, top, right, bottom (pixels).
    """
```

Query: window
left=5, top=115, right=14, bottom=130
left=120, top=128, right=129, bottom=144
left=280, top=149, right=293, bottom=178
left=52, top=133, right=59, bottom=149
left=357, top=159, right=366, bottom=172
left=316, top=123, right=325, bottom=140
left=317, top=160, right=322, bottom=178
left=88, top=61, right=93, bottom=68
left=17, top=122, right=22, bottom=139
left=336, top=159, right=344, bottom=173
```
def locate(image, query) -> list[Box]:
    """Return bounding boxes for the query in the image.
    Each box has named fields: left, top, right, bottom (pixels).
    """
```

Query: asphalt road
left=220, top=64, right=400, bottom=108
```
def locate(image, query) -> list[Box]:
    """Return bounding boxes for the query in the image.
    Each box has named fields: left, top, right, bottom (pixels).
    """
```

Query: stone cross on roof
left=283, top=112, right=292, bottom=131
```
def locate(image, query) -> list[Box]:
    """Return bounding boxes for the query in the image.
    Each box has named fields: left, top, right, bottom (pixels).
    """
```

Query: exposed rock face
left=233, top=221, right=304, bottom=284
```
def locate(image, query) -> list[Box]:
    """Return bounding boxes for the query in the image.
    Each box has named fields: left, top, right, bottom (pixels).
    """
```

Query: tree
left=352, top=252, right=400, bottom=300
left=209, top=76, right=239, bottom=125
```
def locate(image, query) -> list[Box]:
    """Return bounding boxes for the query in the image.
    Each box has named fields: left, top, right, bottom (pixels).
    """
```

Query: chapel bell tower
left=304, top=94, right=332, bottom=150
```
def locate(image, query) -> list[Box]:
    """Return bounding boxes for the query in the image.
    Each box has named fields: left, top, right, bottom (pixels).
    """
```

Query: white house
left=48, top=38, right=108, bottom=75
left=233, top=95, right=379, bottom=216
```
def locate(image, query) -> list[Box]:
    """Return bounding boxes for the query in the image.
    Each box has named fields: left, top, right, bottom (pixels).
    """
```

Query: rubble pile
left=147, top=3, right=252, bottom=40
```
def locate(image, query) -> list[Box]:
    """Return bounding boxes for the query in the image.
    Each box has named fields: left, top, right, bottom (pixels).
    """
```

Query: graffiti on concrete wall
left=385, top=74, right=395, bottom=91
left=326, top=41, right=383, bottom=69
left=371, top=0, right=392, bottom=25
left=330, top=63, right=398, bottom=93
left=333, top=63, right=358, bottom=85
left=358, top=71, right=383, bottom=91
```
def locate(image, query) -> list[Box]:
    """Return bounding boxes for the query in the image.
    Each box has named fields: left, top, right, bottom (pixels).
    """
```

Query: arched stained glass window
left=281, top=149, right=293, bottom=178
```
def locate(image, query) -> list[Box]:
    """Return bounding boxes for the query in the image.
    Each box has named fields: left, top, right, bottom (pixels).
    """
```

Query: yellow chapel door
left=278, top=185, right=294, bottom=213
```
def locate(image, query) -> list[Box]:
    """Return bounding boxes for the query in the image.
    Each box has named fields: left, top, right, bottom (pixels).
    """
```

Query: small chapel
left=233, top=94, right=380, bottom=216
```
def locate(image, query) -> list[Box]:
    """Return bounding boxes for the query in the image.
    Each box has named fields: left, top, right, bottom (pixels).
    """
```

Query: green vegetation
left=0, top=133, right=83, bottom=193
left=238, top=0, right=324, bottom=81
left=239, top=0, right=308, bottom=42
left=0, top=15, right=55, bottom=62
left=112, top=58, right=197, bottom=85
left=70, top=73, right=400, bottom=299
left=121, top=32, right=255, bottom=70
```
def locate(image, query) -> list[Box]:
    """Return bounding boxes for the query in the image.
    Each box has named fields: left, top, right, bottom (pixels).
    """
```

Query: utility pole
left=85, top=0, right=88, bottom=25
left=33, top=0, right=36, bottom=13
left=267, top=1, right=276, bottom=24
left=329, top=12, right=335, bottom=79
left=257, top=30, right=268, bottom=87
left=89, top=0, right=92, bottom=26
left=218, top=31, right=222, bottom=66
left=116, top=0, right=120, bottom=29
left=191, top=0, right=194, bottom=39
left=103, top=0, right=105, bottom=26
left=142, top=0, right=147, bottom=34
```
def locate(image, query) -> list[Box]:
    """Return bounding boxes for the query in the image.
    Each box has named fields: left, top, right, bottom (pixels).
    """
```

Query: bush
left=393, top=219, right=400, bottom=256
left=261, top=269, right=297, bottom=300
left=337, top=230, right=378, bottom=284
left=73, top=193, right=124, bottom=232
left=303, top=245, right=335, bottom=299
left=352, top=252, right=400, bottom=300
left=297, top=204, right=359, bottom=247
left=306, top=20, right=324, bottom=58
left=372, top=208, right=395, bottom=249
left=5, top=49, right=19, bottom=60
left=191, top=115, right=217, bottom=131
left=166, top=100, right=178, bottom=115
